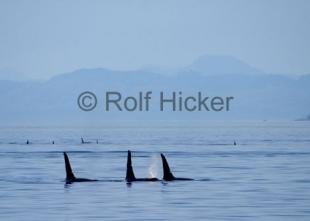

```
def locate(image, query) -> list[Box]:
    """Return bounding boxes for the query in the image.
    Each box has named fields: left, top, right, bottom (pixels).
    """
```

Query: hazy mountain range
left=1, top=55, right=309, bottom=126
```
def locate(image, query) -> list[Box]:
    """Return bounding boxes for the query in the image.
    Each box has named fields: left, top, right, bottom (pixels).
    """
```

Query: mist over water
left=0, top=121, right=310, bottom=220
left=148, top=154, right=160, bottom=179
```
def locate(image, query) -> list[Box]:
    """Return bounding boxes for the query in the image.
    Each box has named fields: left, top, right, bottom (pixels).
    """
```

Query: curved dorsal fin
left=126, top=150, right=136, bottom=181
left=64, top=152, right=76, bottom=181
left=160, top=153, right=175, bottom=181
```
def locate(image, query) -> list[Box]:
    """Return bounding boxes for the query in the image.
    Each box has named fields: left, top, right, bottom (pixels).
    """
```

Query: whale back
left=160, top=153, right=175, bottom=181
left=64, top=152, right=76, bottom=181
left=126, top=150, right=136, bottom=182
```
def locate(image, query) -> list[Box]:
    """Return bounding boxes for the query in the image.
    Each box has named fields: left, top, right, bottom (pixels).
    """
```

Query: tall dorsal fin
left=64, top=152, right=76, bottom=181
left=126, top=150, right=136, bottom=182
left=160, top=153, right=175, bottom=181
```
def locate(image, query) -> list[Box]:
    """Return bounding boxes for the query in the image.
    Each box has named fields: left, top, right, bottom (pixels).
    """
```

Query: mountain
left=186, top=54, right=265, bottom=75
left=0, top=55, right=309, bottom=126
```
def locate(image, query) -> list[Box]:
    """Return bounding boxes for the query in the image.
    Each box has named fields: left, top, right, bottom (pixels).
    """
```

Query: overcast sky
left=0, top=0, right=309, bottom=79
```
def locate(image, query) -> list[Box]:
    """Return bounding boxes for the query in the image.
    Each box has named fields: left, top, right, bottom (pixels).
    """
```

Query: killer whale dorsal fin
left=160, top=153, right=175, bottom=181
left=63, top=152, right=76, bottom=181
left=126, top=150, right=136, bottom=181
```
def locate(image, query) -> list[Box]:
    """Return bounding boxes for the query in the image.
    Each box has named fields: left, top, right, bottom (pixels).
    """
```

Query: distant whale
left=63, top=152, right=98, bottom=183
left=160, top=153, right=193, bottom=181
left=81, top=137, right=91, bottom=144
left=125, top=150, right=158, bottom=182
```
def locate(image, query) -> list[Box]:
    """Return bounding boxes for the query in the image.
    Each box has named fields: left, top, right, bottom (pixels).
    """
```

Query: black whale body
left=160, top=153, right=193, bottom=181
left=63, top=152, right=98, bottom=183
left=125, top=150, right=159, bottom=182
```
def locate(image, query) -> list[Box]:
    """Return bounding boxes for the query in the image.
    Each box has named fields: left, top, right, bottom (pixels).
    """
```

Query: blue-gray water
left=0, top=122, right=310, bottom=220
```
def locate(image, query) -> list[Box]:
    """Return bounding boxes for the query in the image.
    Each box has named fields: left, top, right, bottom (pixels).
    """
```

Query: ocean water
left=0, top=122, right=310, bottom=220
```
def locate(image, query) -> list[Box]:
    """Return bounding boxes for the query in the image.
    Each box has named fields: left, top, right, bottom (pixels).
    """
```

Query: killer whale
left=125, top=150, right=158, bottom=182
left=81, top=137, right=91, bottom=144
left=160, top=153, right=193, bottom=181
left=63, top=152, right=98, bottom=183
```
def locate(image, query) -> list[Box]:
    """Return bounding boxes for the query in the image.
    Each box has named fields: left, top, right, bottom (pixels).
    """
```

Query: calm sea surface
left=0, top=122, right=310, bottom=220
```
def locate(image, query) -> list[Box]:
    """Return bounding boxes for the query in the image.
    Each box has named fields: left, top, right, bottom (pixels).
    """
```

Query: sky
left=0, top=0, right=310, bottom=79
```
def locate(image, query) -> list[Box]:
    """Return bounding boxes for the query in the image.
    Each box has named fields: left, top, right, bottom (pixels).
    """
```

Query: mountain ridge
left=0, top=55, right=309, bottom=125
